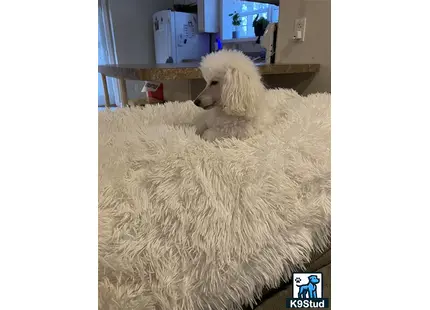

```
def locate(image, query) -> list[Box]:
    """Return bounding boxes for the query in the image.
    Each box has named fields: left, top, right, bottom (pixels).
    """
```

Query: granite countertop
left=98, top=63, right=320, bottom=81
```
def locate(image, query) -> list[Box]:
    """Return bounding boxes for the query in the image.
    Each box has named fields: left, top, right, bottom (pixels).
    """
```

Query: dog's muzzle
left=194, top=99, right=215, bottom=110
left=194, top=98, right=202, bottom=107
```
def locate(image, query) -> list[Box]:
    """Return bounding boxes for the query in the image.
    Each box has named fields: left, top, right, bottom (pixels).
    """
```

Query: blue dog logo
left=296, top=275, right=320, bottom=298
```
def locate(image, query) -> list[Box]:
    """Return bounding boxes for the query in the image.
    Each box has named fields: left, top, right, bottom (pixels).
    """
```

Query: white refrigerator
left=153, top=10, right=210, bottom=64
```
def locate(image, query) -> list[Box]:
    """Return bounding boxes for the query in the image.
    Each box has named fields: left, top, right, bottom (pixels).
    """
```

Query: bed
left=98, top=92, right=331, bottom=310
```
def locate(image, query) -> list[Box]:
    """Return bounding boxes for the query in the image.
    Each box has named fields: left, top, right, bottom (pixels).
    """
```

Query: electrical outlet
left=294, top=17, right=306, bottom=41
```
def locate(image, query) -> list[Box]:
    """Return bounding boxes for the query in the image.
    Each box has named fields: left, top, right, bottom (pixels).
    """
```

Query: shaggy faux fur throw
left=98, top=91, right=331, bottom=310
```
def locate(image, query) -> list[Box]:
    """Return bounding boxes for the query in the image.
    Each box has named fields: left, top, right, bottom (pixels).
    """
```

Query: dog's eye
left=210, top=81, right=219, bottom=86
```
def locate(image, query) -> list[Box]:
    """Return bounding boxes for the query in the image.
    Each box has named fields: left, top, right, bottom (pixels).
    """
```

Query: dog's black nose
left=194, top=99, right=201, bottom=107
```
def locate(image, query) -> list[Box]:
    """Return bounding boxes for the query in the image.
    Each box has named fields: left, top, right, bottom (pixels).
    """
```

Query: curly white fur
left=98, top=92, right=331, bottom=310
left=194, top=50, right=297, bottom=141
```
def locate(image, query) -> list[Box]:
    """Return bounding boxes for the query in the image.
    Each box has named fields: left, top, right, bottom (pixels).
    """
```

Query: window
left=98, top=24, right=109, bottom=106
left=98, top=1, right=120, bottom=108
left=221, top=0, right=279, bottom=40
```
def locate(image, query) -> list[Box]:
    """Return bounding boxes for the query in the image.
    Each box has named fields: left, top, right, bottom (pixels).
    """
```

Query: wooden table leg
left=119, top=77, right=128, bottom=108
left=100, top=73, right=111, bottom=109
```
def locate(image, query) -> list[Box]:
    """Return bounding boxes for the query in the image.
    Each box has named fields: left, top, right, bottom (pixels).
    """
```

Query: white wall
left=109, top=0, right=175, bottom=100
left=275, top=0, right=330, bottom=94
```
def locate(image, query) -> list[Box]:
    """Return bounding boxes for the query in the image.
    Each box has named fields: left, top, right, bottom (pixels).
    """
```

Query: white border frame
left=1, top=1, right=430, bottom=309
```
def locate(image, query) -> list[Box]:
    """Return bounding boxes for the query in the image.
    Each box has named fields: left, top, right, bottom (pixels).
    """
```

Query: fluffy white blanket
left=98, top=92, right=331, bottom=310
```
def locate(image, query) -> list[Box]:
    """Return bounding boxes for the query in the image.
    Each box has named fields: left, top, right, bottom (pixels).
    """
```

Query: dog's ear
left=221, top=67, right=261, bottom=117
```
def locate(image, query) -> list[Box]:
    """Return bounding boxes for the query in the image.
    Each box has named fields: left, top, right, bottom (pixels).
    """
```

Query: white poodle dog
left=193, top=49, right=298, bottom=141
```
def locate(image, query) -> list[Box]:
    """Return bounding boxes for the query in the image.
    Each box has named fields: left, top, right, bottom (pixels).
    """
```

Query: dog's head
left=308, top=275, right=320, bottom=285
left=194, top=50, right=265, bottom=118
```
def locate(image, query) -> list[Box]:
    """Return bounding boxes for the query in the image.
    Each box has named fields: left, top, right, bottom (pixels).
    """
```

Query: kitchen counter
left=98, top=63, right=320, bottom=81
left=98, top=63, right=320, bottom=108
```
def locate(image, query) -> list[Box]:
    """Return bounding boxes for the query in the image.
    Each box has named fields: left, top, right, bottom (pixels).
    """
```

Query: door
left=153, top=10, right=176, bottom=64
